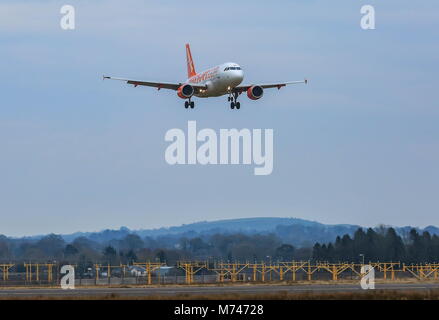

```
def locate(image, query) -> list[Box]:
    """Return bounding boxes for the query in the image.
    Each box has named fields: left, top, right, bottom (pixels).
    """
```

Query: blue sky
left=0, top=1, right=438, bottom=236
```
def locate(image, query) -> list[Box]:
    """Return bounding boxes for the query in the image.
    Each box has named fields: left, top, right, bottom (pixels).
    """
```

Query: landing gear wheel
left=190, top=101, right=195, bottom=109
left=231, top=102, right=235, bottom=109
left=184, top=101, right=189, bottom=109
left=236, top=102, right=241, bottom=109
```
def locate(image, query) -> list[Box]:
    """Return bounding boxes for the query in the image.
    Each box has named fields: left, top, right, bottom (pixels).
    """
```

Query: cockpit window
left=224, top=66, right=241, bottom=71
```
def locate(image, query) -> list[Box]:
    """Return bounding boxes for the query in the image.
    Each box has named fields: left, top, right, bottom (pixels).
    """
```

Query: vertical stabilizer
left=185, top=43, right=197, bottom=79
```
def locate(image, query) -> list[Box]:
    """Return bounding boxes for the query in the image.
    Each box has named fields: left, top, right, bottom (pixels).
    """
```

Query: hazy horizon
left=5, top=215, right=439, bottom=239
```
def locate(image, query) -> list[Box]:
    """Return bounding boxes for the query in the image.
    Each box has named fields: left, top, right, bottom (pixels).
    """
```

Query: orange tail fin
left=185, top=43, right=197, bottom=79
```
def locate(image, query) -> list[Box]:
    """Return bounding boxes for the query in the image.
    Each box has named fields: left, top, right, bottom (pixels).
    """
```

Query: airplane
left=103, top=44, right=307, bottom=110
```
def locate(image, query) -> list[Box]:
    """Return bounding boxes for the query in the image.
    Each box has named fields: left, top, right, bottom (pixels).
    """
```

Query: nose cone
left=237, top=70, right=244, bottom=82
left=233, top=69, right=244, bottom=86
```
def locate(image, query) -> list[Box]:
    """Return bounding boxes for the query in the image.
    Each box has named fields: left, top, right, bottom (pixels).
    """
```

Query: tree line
left=312, top=227, right=439, bottom=263
left=0, top=227, right=438, bottom=266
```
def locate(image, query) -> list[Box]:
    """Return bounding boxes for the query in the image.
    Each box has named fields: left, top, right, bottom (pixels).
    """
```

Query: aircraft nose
left=235, top=70, right=244, bottom=85
left=238, top=70, right=244, bottom=80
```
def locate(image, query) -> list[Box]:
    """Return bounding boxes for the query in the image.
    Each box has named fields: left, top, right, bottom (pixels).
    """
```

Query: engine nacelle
left=177, top=84, right=194, bottom=99
left=247, top=85, right=264, bottom=100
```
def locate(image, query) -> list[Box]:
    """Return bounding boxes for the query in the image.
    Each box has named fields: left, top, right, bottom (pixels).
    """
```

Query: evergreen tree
left=312, top=243, right=322, bottom=261
left=383, top=228, right=405, bottom=261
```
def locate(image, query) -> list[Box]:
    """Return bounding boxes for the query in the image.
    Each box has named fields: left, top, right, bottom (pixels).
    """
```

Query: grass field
left=2, top=280, right=439, bottom=300
left=2, top=290, right=439, bottom=300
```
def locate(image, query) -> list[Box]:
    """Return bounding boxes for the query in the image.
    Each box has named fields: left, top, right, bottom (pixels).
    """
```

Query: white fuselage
left=187, top=62, right=244, bottom=97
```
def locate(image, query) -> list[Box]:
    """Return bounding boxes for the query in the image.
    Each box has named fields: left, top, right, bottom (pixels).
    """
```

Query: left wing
left=234, top=79, right=307, bottom=93
left=103, top=76, right=207, bottom=92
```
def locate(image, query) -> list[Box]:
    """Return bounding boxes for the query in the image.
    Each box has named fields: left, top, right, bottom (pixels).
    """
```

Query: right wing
left=234, top=79, right=308, bottom=93
left=103, top=76, right=207, bottom=92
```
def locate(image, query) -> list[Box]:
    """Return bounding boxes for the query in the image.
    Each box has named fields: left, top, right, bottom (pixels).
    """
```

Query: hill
left=13, top=217, right=439, bottom=247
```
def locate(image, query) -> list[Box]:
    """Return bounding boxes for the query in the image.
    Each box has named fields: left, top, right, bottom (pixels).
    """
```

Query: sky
left=0, top=0, right=438, bottom=236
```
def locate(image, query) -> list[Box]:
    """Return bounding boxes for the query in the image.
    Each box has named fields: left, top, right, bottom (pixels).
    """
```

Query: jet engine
left=247, top=85, right=264, bottom=100
left=177, top=84, right=194, bottom=99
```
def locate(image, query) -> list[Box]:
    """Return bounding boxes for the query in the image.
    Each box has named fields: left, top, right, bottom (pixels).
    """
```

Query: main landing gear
left=228, top=92, right=241, bottom=110
left=184, top=98, right=195, bottom=109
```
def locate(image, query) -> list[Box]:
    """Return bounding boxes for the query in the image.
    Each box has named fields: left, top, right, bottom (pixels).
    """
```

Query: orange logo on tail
left=186, top=44, right=197, bottom=79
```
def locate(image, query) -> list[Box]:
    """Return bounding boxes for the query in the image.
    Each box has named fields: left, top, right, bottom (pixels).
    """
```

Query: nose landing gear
left=228, top=92, right=241, bottom=110
left=230, top=101, right=240, bottom=109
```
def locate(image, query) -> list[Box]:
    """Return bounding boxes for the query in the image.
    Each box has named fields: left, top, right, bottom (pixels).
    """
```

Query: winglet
left=305, top=78, right=308, bottom=84
left=185, top=43, right=197, bottom=79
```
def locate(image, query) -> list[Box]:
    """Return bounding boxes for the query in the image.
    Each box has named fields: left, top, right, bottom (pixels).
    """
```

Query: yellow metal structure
left=94, top=263, right=128, bottom=282
left=0, top=264, right=14, bottom=281
left=24, top=263, right=56, bottom=283
left=1, top=260, right=439, bottom=286
left=403, top=263, right=439, bottom=280
left=133, top=262, right=166, bottom=285
left=177, top=261, right=207, bottom=284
